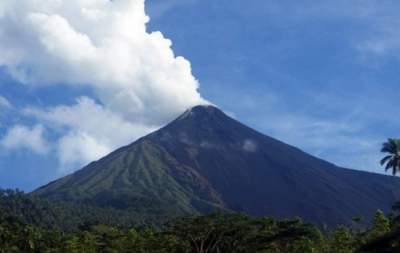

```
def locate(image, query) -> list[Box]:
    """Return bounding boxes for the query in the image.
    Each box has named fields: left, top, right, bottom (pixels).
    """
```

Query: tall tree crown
left=380, top=138, right=400, bottom=175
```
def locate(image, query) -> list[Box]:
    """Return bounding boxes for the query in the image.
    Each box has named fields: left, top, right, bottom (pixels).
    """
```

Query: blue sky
left=0, top=0, right=399, bottom=191
left=147, top=0, right=400, bottom=171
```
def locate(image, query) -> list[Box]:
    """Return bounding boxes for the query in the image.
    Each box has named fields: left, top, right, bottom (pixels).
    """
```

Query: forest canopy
left=1, top=189, right=399, bottom=253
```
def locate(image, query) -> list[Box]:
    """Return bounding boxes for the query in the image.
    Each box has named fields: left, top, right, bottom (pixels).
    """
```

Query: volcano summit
left=34, top=105, right=400, bottom=226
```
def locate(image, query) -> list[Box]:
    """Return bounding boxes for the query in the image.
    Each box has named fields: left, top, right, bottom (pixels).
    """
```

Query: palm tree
left=380, top=138, right=400, bottom=175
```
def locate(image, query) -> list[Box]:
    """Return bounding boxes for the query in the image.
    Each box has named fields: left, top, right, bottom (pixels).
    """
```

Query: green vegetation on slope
left=0, top=189, right=175, bottom=230
left=33, top=139, right=226, bottom=220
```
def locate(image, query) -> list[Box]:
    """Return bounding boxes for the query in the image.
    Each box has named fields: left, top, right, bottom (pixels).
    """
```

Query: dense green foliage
left=1, top=189, right=400, bottom=253
left=0, top=189, right=165, bottom=230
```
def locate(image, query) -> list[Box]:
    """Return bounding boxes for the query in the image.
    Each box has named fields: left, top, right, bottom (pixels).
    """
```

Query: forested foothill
left=1, top=189, right=399, bottom=253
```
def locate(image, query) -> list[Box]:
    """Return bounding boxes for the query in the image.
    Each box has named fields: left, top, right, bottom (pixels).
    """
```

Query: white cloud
left=1, top=124, right=49, bottom=154
left=357, top=21, right=400, bottom=57
left=24, top=96, right=156, bottom=172
left=0, top=0, right=206, bottom=122
left=242, top=139, right=257, bottom=152
left=0, top=95, right=11, bottom=108
left=0, top=0, right=208, bottom=171
left=57, top=132, right=111, bottom=173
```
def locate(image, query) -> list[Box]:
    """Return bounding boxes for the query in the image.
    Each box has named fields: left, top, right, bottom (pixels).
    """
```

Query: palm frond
left=395, top=158, right=400, bottom=175
left=380, top=155, right=393, bottom=166
left=385, top=160, right=394, bottom=172
left=381, top=142, right=396, bottom=153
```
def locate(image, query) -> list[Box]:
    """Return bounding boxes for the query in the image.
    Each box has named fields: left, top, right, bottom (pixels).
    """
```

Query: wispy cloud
left=236, top=1, right=400, bottom=60
left=146, top=0, right=198, bottom=19
left=357, top=20, right=400, bottom=57
left=257, top=111, right=383, bottom=172
left=212, top=86, right=388, bottom=174
left=0, top=95, right=11, bottom=109
left=1, top=124, right=50, bottom=155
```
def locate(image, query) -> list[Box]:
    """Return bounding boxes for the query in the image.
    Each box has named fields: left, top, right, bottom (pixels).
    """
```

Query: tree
left=329, top=226, right=354, bottom=253
left=380, top=138, right=400, bottom=175
left=370, top=210, right=390, bottom=239
left=360, top=230, right=400, bottom=253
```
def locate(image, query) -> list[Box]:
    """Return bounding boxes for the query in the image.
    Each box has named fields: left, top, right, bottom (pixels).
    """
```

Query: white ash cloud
left=0, top=0, right=207, bottom=171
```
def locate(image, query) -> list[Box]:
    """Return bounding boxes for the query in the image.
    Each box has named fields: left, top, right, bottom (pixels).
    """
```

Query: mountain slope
left=34, top=105, right=400, bottom=226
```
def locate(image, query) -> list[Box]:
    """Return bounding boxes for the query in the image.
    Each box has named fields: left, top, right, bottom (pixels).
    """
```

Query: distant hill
left=33, top=105, right=400, bottom=226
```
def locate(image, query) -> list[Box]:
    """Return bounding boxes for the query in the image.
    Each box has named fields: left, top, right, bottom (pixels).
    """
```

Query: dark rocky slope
left=34, top=105, right=400, bottom=226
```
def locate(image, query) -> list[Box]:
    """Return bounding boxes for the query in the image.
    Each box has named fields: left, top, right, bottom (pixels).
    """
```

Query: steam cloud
left=0, top=0, right=207, bottom=171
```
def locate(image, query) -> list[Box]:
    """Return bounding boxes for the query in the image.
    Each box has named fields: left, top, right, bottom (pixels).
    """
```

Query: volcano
left=34, top=105, right=400, bottom=226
